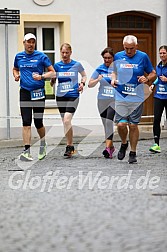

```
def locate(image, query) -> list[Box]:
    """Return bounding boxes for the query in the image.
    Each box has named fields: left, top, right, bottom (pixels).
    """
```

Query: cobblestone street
left=0, top=136, right=167, bottom=252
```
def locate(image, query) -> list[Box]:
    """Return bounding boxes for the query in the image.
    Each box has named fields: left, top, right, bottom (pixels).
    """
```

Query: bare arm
left=33, top=65, right=56, bottom=81
left=138, top=69, right=157, bottom=84
left=80, top=70, right=87, bottom=84
left=111, top=72, right=118, bottom=88
left=43, top=65, right=56, bottom=79
left=78, top=70, right=87, bottom=92
left=88, top=75, right=103, bottom=88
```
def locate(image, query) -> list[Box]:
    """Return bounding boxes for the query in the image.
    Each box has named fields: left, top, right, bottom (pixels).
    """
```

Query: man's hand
left=137, top=75, right=149, bottom=83
left=32, top=73, right=42, bottom=81
left=50, top=78, right=56, bottom=87
left=78, top=82, right=85, bottom=93
left=14, top=74, right=20, bottom=82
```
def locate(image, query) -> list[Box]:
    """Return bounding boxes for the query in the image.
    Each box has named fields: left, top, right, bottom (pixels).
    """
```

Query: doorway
left=107, top=11, right=156, bottom=122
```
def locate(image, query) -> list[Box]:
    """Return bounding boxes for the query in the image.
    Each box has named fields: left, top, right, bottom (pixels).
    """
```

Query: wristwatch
left=41, top=74, right=45, bottom=80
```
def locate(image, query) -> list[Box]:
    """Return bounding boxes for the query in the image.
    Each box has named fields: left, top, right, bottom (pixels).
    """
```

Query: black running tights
left=153, top=97, right=167, bottom=144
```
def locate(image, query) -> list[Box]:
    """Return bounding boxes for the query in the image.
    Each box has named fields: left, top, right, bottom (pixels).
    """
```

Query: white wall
left=0, top=0, right=166, bottom=139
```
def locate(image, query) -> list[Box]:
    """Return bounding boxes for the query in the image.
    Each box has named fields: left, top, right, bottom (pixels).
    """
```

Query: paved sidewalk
left=0, top=125, right=166, bottom=148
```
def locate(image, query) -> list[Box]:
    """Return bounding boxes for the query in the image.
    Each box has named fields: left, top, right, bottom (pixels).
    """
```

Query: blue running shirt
left=91, top=64, right=115, bottom=100
left=114, top=50, right=154, bottom=102
left=14, top=50, right=52, bottom=91
left=54, top=60, right=84, bottom=97
left=154, top=62, right=167, bottom=99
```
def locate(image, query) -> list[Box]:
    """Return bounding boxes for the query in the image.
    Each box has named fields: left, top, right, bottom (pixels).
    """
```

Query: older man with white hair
left=112, top=35, right=156, bottom=163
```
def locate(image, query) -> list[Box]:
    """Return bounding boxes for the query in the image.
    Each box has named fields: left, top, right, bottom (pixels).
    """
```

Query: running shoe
left=38, top=143, right=47, bottom=160
left=102, top=147, right=115, bottom=159
left=117, top=142, right=128, bottom=160
left=64, top=145, right=75, bottom=157
left=20, top=152, right=33, bottom=161
left=149, top=143, right=161, bottom=153
left=128, top=151, right=137, bottom=164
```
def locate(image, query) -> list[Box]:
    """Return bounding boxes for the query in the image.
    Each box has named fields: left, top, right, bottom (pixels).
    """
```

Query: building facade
left=0, top=0, right=166, bottom=139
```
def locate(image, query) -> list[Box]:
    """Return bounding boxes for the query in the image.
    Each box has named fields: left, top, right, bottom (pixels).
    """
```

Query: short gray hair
left=123, top=35, right=138, bottom=45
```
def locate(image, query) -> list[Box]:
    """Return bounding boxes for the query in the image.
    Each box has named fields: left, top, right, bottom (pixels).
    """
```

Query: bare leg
left=117, top=122, right=129, bottom=160
left=22, top=126, right=31, bottom=145
left=37, top=126, right=45, bottom=140
left=129, top=124, right=139, bottom=152
left=117, top=122, right=128, bottom=144
left=62, top=112, right=73, bottom=146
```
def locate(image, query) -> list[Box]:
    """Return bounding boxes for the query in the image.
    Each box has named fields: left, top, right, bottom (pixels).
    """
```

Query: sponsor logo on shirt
left=102, top=73, right=112, bottom=78
left=20, top=64, right=37, bottom=68
left=58, top=72, right=75, bottom=77
left=120, top=63, right=138, bottom=69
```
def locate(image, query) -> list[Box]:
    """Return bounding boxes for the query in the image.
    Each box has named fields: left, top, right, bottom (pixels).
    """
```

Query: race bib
left=31, top=88, right=45, bottom=100
left=102, top=86, right=114, bottom=97
left=60, top=81, right=74, bottom=93
left=122, top=83, right=137, bottom=96
left=157, top=84, right=167, bottom=94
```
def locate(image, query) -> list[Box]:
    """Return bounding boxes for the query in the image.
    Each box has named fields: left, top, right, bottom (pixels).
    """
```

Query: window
left=107, top=14, right=152, bottom=30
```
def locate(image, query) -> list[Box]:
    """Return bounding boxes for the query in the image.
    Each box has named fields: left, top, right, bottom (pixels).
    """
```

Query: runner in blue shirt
left=13, top=33, right=55, bottom=161
left=111, top=35, right=156, bottom=163
left=149, top=45, right=167, bottom=153
left=89, top=47, right=115, bottom=158
left=51, top=43, right=87, bottom=157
